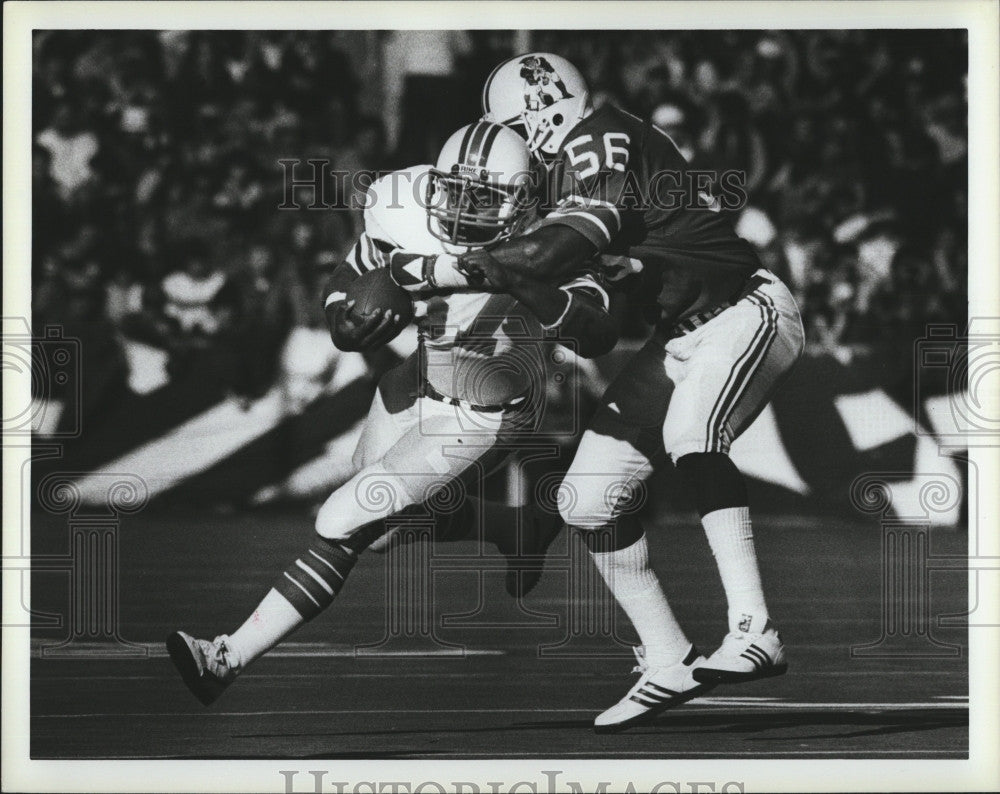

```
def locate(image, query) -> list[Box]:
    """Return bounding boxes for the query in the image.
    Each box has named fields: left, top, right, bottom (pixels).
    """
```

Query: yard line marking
left=696, top=696, right=782, bottom=702
left=30, top=641, right=503, bottom=659
left=34, top=672, right=513, bottom=682
left=691, top=699, right=968, bottom=709
left=34, top=701, right=969, bottom=719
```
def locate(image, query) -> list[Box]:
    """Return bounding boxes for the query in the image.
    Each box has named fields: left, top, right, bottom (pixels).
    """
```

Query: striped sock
left=701, top=506, right=769, bottom=634
left=226, top=535, right=358, bottom=667
left=274, top=535, right=358, bottom=620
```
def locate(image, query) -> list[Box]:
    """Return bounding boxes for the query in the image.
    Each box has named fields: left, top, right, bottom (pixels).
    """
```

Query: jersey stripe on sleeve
left=541, top=195, right=622, bottom=247
left=345, top=233, right=389, bottom=275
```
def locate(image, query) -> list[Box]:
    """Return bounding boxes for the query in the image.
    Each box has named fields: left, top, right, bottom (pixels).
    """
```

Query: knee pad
left=557, top=478, right=613, bottom=529
left=557, top=474, right=647, bottom=530
left=675, top=452, right=747, bottom=517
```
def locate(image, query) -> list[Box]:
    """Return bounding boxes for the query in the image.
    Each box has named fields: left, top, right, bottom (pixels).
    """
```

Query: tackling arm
left=389, top=225, right=599, bottom=296
left=459, top=224, right=599, bottom=287
left=504, top=271, right=617, bottom=359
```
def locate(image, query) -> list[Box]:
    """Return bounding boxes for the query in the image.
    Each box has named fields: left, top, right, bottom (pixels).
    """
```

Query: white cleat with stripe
left=692, top=621, right=788, bottom=685
left=593, top=645, right=715, bottom=733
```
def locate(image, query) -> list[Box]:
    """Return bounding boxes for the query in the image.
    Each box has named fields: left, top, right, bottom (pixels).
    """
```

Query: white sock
left=227, top=589, right=304, bottom=668
left=701, top=506, right=769, bottom=634
left=589, top=534, right=690, bottom=669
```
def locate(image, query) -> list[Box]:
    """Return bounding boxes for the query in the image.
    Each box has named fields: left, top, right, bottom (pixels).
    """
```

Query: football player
left=432, top=53, right=806, bottom=732
left=167, top=121, right=617, bottom=705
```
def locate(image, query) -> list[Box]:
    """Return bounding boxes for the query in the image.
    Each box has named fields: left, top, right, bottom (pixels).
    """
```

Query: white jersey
left=345, top=165, right=556, bottom=406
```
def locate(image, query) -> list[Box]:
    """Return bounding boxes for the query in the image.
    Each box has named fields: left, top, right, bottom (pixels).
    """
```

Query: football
left=345, top=267, right=415, bottom=327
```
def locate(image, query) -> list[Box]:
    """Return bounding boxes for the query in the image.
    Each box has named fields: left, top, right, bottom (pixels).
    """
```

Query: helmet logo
left=518, top=55, right=573, bottom=111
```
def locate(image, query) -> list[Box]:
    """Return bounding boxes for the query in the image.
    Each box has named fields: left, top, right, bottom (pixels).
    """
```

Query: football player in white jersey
left=167, top=121, right=617, bottom=705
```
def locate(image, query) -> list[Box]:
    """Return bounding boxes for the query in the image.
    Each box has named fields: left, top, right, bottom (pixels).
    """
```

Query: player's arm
left=503, top=270, right=618, bottom=359
left=322, top=233, right=399, bottom=352
left=388, top=224, right=597, bottom=295
left=387, top=250, right=474, bottom=295
left=466, top=224, right=600, bottom=286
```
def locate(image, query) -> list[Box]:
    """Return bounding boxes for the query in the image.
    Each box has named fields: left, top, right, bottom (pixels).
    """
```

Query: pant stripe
left=704, top=290, right=774, bottom=452
left=711, top=292, right=779, bottom=452
left=704, top=293, right=769, bottom=451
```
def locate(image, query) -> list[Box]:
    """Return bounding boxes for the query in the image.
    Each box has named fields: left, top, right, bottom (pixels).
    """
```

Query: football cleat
left=503, top=509, right=564, bottom=599
left=691, top=621, right=788, bottom=684
left=593, top=644, right=714, bottom=733
left=166, top=630, right=242, bottom=706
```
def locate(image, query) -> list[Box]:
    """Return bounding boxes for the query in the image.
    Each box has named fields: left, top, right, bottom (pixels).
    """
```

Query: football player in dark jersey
left=438, top=52, right=806, bottom=732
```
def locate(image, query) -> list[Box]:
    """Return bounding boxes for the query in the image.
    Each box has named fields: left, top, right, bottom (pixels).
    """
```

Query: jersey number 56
left=564, top=133, right=631, bottom=179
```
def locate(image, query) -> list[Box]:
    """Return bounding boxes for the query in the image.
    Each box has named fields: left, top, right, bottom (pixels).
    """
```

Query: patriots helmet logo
left=519, top=55, right=573, bottom=111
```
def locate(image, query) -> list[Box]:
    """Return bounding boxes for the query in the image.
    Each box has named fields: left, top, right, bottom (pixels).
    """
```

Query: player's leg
left=219, top=384, right=425, bottom=665
left=167, top=397, right=504, bottom=704
left=662, top=273, right=804, bottom=683
left=425, top=483, right=564, bottom=598
left=367, top=415, right=563, bottom=597
left=167, top=387, right=408, bottom=704
left=242, top=403, right=495, bottom=652
left=318, top=378, right=559, bottom=597
left=559, top=341, right=713, bottom=731
left=353, top=373, right=521, bottom=557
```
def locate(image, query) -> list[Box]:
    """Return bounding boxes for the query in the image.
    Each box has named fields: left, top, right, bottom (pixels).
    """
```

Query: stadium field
left=30, top=509, right=968, bottom=759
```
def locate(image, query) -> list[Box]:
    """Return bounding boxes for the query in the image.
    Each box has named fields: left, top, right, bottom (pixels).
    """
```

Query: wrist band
left=432, top=255, right=472, bottom=289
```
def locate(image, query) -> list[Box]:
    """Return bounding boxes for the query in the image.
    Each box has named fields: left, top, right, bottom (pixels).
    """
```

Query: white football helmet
left=426, top=121, right=534, bottom=249
left=482, top=52, right=591, bottom=158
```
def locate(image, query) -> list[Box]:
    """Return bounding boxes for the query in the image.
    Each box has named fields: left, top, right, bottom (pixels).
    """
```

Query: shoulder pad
left=364, top=165, right=431, bottom=244
left=363, top=165, right=442, bottom=254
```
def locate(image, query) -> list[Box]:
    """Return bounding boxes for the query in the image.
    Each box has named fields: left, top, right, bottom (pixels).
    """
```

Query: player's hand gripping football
left=327, top=300, right=401, bottom=352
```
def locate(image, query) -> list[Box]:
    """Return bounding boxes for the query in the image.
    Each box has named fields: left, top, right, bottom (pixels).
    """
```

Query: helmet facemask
left=426, top=167, right=532, bottom=249
left=522, top=107, right=568, bottom=158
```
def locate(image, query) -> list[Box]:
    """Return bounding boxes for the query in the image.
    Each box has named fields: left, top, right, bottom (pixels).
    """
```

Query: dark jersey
left=538, top=104, right=761, bottom=321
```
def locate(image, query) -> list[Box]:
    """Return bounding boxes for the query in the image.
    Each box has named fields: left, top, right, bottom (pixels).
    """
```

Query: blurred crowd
left=537, top=29, right=967, bottom=360
left=32, top=29, right=967, bottom=406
